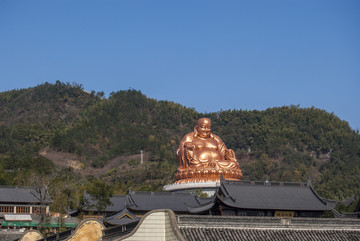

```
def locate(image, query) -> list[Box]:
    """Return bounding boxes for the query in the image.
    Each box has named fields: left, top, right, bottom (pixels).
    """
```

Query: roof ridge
left=179, top=226, right=360, bottom=231
left=130, top=191, right=194, bottom=197
left=0, top=185, right=34, bottom=189
left=224, top=180, right=308, bottom=187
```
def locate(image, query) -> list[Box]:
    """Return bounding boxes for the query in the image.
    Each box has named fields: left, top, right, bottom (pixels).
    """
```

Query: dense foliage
left=53, top=89, right=198, bottom=165
left=0, top=82, right=359, bottom=213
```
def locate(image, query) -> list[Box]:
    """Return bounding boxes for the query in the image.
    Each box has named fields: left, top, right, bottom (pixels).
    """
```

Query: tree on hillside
left=85, top=179, right=113, bottom=215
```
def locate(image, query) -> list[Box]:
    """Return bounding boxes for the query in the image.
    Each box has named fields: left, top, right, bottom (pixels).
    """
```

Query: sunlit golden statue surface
left=175, top=118, right=242, bottom=183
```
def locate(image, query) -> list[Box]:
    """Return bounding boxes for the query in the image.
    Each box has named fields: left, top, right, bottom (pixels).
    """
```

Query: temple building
left=186, top=177, right=338, bottom=217
left=0, top=186, right=51, bottom=216
left=0, top=186, right=79, bottom=239
left=78, top=177, right=351, bottom=220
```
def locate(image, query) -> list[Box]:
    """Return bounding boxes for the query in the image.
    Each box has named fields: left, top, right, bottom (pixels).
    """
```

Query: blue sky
left=1, top=0, right=359, bottom=130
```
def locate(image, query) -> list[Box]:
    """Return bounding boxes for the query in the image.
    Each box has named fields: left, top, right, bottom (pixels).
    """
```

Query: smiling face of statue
left=196, top=118, right=211, bottom=138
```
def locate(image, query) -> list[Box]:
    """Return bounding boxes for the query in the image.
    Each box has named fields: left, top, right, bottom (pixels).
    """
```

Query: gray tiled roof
left=127, top=190, right=201, bottom=212
left=83, top=193, right=127, bottom=212
left=178, top=215, right=360, bottom=241
left=0, top=186, right=51, bottom=204
left=103, top=208, right=139, bottom=226
left=180, top=227, right=360, bottom=241
left=218, top=178, right=335, bottom=211
left=80, top=177, right=346, bottom=215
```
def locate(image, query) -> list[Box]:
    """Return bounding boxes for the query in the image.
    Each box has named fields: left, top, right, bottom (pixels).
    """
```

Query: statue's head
left=195, top=118, right=212, bottom=138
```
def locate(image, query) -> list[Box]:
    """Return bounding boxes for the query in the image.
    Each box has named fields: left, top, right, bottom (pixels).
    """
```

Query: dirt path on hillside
left=39, top=147, right=148, bottom=177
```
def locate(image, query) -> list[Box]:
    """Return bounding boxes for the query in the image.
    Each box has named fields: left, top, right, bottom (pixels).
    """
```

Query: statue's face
left=196, top=119, right=211, bottom=138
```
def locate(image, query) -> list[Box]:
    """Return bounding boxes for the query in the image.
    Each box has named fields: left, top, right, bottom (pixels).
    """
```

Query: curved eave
left=219, top=176, right=231, bottom=197
left=185, top=198, right=216, bottom=214
left=104, top=208, right=139, bottom=220
left=341, top=194, right=355, bottom=206
left=216, top=193, right=239, bottom=209
left=126, top=189, right=137, bottom=207
left=323, top=194, right=355, bottom=208
left=66, top=209, right=79, bottom=216
left=309, top=185, right=338, bottom=210
left=126, top=205, right=142, bottom=212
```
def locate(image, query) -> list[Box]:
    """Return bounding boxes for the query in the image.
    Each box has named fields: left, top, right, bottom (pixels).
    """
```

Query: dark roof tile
left=180, top=227, right=360, bottom=241
left=104, top=208, right=139, bottom=226
left=0, top=186, right=51, bottom=204
left=218, top=178, right=334, bottom=211
left=83, top=193, right=127, bottom=212
left=127, top=190, right=200, bottom=212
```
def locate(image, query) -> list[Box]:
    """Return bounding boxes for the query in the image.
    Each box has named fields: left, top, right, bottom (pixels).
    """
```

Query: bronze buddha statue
left=175, top=118, right=242, bottom=183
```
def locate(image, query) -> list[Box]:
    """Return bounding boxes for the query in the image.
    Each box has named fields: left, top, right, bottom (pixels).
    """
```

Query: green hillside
left=0, top=82, right=99, bottom=174
left=52, top=89, right=199, bottom=166
left=0, top=81, right=99, bottom=126
left=0, top=82, right=359, bottom=213
left=208, top=108, right=360, bottom=198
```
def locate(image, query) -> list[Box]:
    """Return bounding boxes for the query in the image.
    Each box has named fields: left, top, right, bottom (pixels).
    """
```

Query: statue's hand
left=184, top=142, right=195, bottom=150
left=225, top=149, right=236, bottom=160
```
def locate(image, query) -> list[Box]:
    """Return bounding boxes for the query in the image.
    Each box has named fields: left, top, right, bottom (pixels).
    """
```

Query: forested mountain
left=0, top=82, right=359, bottom=213
left=0, top=81, right=99, bottom=126
left=0, top=82, right=100, bottom=177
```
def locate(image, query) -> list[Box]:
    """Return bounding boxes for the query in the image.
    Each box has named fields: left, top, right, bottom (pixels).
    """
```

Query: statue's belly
left=195, top=148, right=224, bottom=162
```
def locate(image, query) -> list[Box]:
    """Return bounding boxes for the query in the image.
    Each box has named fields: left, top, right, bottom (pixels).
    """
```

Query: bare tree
left=28, top=172, right=53, bottom=233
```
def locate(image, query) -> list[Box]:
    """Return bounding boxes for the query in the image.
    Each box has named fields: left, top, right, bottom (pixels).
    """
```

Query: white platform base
left=163, top=181, right=220, bottom=196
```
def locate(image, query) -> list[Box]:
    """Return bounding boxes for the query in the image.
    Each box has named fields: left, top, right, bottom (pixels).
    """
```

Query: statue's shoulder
left=180, top=132, right=195, bottom=142
left=212, top=134, right=223, bottom=142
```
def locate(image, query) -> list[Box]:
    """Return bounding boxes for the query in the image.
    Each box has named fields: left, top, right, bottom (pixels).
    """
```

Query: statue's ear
left=194, top=126, right=198, bottom=137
